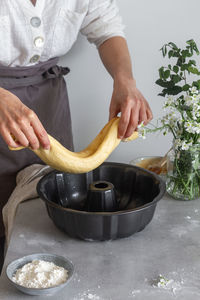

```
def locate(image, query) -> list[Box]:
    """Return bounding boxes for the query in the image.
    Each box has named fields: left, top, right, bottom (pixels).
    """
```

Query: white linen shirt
left=0, top=0, right=125, bottom=67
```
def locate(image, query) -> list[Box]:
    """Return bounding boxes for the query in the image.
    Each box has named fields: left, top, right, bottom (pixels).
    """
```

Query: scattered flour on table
left=131, top=289, right=141, bottom=297
left=153, top=274, right=182, bottom=295
left=170, top=226, right=187, bottom=237
left=170, top=216, right=200, bottom=237
left=86, top=294, right=99, bottom=300
left=12, top=260, right=68, bottom=288
left=74, top=290, right=102, bottom=300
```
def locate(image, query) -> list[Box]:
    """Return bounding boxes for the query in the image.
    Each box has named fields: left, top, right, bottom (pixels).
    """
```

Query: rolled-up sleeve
left=80, top=0, right=125, bottom=48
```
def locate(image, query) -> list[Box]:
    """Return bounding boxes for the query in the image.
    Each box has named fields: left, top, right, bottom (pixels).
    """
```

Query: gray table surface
left=1, top=195, right=200, bottom=300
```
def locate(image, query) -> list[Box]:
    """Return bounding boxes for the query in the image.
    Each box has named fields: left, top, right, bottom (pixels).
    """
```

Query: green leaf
left=186, top=39, right=194, bottom=45
left=193, top=80, right=200, bottom=89
left=168, top=42, right=178, bottom=49
left=161, top=45, right=167, bottom=57
left=188, top=59, right=196, bottom=66
left=157, top=39, right=200, bottom=99
left=172, top=51, right=180, bottom=57
left=182, top=84, right=190, bottom=91
left=177, top=57, right=185, bottom=66
left=189, top=48, right=194, bottom=56
left=158, top=88, right=169, bottom=97
left=168, top=50, right=174, bottom=58
left=159, top=67, right=165, bottom=79
left=181, top=64, right=189, bottom=71
left=164, top=70, right=170, bottom=79
left=173, top=66, right=179, bottom=73
left=155, top=79, right=170, bottom=88
left=187, top=39, right=200, bottom=55
left=188, top=66, right=200, bottom=75
left=158, top=86, right=182, bottom=96
left=158, top=92, right=166, bottom=97
left=167, top=86, right=183, bottom=95
left=195, top=47, right=200, bottom=55
left=171, top=74, right=182, bottom=84
left=181, top=49, right=192, bottom=58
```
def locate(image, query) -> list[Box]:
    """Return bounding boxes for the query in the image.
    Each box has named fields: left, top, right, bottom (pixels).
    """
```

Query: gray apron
left=0, top=58, right=74, bottom=237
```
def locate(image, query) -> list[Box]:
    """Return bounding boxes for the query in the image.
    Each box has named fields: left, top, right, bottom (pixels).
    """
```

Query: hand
left=0, top=88, right=50, bottom=149
left=109, top=76, right=153, bottom=139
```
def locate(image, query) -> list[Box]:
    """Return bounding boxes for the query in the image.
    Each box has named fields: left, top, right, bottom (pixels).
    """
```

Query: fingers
left=11, top=110, right=50, bottom=150
left=29, top=114, right=50, bottom=150
left=20, top=124, right=40, bottom=150
left=147, top=106, right=153, bottom=122
left=0, top=126, right=22, bottom=148
left=118, top=105, right=131, bottom=139
left=138, top=100, right=147, bottom=126
left=124, top=109, right=139, bottom=138
left=9, top=124, right=29, bottom=147
left=5, top=110, right=50, bottom=150
left=0, top=90, right=50, bottom=149
left=118, top=96, right=152, bottom=139
left=2, top=121, right=49, bottom=150
left=2, top=118, right=29, bottom=147
left=109, top=79, right=152, bottom=139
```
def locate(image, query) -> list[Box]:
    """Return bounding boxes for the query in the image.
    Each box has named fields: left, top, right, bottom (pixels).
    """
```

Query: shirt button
left=30, top=55, right=40, bottom=63
left=30, top=16, right=41, bottom=28
left=34, top=36, right=44, bottom=48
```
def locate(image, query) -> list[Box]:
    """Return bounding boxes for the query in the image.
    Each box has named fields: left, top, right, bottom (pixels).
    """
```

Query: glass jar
left=166, top=143, right=200, bottom=200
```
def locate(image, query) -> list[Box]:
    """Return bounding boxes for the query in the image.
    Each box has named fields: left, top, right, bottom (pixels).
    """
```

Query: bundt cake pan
left=37, top=162, right=165, bottom=241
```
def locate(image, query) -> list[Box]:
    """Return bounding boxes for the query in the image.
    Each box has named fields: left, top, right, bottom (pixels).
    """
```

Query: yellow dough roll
left=9, top=117, right=138, bottom=174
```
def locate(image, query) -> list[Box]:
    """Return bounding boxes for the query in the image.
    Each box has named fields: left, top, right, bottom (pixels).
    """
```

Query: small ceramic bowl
left=130, top=156, right=162, bottom=167
left=130, top=156, right=167, bottom=177
left=6, top=253, right=74, bottom=296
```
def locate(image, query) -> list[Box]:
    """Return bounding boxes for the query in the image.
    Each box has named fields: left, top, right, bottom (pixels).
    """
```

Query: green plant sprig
left=156, top=39, right=200, bottom=97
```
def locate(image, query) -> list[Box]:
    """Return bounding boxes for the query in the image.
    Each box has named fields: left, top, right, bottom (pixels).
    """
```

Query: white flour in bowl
left=12, top=260, right=68, bottom=288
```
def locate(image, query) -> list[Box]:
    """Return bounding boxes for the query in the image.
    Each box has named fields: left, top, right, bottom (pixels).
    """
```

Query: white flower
left=190, top=86, right=199, bottom=95
left=163, top=96, right=174, bottom=108
left=137, top=122, right=144, bottom=129
left=184, top=95, right=193, bottom=106
left=174, top=139, right=193, bottom=151
left=161, top=112, right=179, bottom=130
left=138, top=129, right=146, bottom=139
left=137, top=122, right=146, bottom=139
left=168, top=96, right=174, bottom=102
left=174, top=139, right=182, bottom=150
left=184, top=93, right=200, bottom=108
left=195, top=125, right=200, bottom=134
left=181, top=141, right=191, bottom=150
left=184, top=121, right=200, bottom=134
left=151, top=88, right=200, bottom=144
left=185, top=121, right=195, bottom=134
left=191, top=95, right=199, bottom=104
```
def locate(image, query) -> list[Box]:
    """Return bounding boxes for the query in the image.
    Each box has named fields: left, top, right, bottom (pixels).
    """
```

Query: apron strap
left=0, top=65, right=70, bottom=89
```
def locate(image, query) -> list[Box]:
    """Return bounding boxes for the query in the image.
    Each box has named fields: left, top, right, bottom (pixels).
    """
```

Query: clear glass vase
left=166, top=143, right=200, bottom=200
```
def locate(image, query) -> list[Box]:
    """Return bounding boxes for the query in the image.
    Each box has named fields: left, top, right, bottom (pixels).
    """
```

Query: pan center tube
left=86, top=180, right=118, bottom=212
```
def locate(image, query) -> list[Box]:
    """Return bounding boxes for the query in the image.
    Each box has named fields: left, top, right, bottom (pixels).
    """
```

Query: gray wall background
left=59, top=0, right=200, bottom=164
